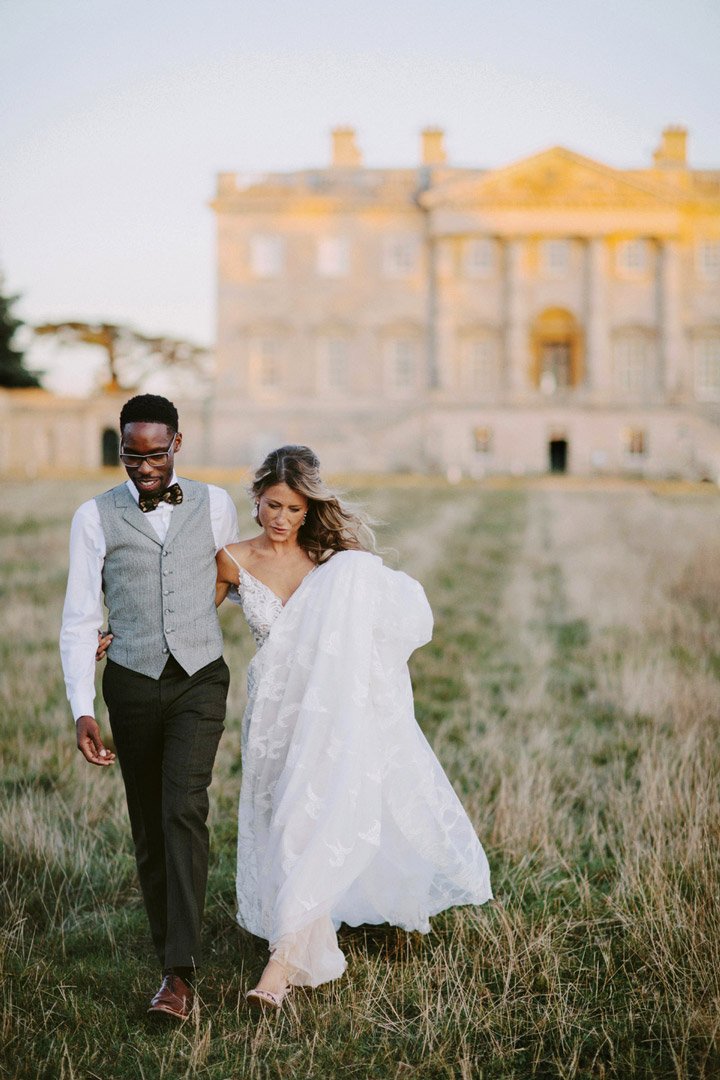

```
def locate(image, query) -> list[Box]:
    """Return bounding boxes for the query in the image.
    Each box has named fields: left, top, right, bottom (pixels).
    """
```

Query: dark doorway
left=549, top=439, right=568, bottom=473
left=102, top=428, right=120, bottom=467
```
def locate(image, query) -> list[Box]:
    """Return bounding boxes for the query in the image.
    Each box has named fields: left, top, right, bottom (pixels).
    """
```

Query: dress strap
left=222, top=546, right=245, bottom=587
left=223, top=545, right=242, bottom=569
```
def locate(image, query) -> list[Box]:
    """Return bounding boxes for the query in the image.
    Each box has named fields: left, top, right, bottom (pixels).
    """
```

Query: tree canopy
left=33, top=320, right=209, bottom=392
left=0, top=282, right=41, bottom=388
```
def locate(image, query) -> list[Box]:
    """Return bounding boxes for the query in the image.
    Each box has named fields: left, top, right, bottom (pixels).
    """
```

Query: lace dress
left=224, top=549, right=492, bottom=987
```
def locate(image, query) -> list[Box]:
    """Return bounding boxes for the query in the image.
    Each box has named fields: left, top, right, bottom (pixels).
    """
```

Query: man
left=60, top=394, right=239, bottom=1020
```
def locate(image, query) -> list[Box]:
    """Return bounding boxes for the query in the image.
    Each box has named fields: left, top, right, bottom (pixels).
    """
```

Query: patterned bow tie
left=138, top=482, right=183, bottom=513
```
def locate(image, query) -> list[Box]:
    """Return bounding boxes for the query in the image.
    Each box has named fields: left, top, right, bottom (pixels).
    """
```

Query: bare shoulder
left=215, top=540, right=252, bottom=585
left=219, top=539, right=255, bottom=566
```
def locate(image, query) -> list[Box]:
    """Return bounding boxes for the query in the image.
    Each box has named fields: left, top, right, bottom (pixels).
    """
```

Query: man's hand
left=76, top=716, right=116, bottom=766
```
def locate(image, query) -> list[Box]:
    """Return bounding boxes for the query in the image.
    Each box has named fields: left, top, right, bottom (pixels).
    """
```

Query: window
left=624, top=428, right=647, bottom=456
left=250, top=338, right=281, bottom=389
left=694, top=336, right=720, bottom=400
left=383, top=236, right=419, bottom=277
left=463, top=337, right=499, bottom=395
left=317, top=337, right=350, bottom=393
left=616, top=239, right=648, bottom=275
left=541, top=239, right=570, bottom=275
left=464, top=238, right=496, bottom=278
left=386, top=338, right=418, bottom=392
left=473, top=426, right=493, bottom=453
left=317, top=237, right=349, bottom=278
left=614, top=335, right=655, bottom=396
left=540, top=344, right=572, bottom=394
left=249, top=235, right=284, bottom=278
left=697, top=242, right=720, bottom=281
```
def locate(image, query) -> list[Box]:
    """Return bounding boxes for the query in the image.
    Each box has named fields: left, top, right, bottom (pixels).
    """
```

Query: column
left=657, top=240, right=684, bottom=400
left=584, top=238, right=608, bottom=397
left=425, top=232, right=440, bottom=391
left=503, top=238, right=526, bottom=395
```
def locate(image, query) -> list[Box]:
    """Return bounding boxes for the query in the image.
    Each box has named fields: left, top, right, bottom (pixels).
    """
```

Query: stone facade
left=208, top=126, right=720, bottom=479
left=3, top=126, right=720, bottom=481
left=0, top=389, right=211, bottom=477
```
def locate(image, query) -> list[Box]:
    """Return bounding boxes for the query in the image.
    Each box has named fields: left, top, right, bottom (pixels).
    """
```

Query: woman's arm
left=215, top=546, right=244, bottom=606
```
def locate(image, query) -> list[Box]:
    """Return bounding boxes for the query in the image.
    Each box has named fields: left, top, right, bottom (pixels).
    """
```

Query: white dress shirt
left=60, top=475, right=240, bottom=721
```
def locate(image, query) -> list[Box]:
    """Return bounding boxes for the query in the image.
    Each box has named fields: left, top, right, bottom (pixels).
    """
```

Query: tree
left=33, top=321, right=210, bottom=392
left=0, top=281, right=41, bottom=388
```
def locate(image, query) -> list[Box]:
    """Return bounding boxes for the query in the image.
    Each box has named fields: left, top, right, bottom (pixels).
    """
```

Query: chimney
left=331, top=127, right=362, bottom=168
left=421, top=127, right=447, bottom=166
left=653, top=126, right=688, bottom=168
left=216, top=172, right=238, bottom=196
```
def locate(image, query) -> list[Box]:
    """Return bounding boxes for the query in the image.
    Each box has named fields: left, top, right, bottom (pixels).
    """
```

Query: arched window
left=102, top=428, right=119, bottom=467
left=530, top=308, right=583, bottom=393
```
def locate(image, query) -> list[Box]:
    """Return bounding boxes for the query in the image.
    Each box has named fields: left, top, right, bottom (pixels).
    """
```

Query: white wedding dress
left=225, top=549, right=492, bottom=987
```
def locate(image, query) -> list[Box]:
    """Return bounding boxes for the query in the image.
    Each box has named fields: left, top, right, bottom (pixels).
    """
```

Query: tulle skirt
left=235, top=551, right=492, bottom=986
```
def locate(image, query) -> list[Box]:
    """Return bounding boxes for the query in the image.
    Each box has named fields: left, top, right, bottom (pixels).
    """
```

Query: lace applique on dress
left=224, top=549, right=317, bottom=650
left=230, top=566, right=283, bottom=649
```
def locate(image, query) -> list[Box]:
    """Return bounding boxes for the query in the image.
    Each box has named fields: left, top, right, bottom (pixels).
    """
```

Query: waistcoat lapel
left=113, top=485, right=163, bottom=546
left=161, top=479, right=199, bottom=550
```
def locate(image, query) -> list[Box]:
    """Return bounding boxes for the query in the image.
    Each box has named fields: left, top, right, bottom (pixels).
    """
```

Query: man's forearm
left=60, top=628, right=101, bottom=720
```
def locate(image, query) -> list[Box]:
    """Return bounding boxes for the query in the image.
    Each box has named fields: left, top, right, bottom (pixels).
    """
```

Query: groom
left=60, top=394, right=239, bottom=1020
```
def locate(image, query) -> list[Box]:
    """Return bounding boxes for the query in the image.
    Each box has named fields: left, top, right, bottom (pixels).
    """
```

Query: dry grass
left=1, top=476, right=719, bottom=1078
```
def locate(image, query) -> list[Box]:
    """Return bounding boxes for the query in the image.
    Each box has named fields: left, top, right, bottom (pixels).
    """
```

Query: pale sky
left=1, top=0, right=718, bottom=393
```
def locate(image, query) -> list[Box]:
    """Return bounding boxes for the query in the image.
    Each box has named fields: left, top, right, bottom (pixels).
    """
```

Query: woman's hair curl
left=251, top=445, right=376, bottom=563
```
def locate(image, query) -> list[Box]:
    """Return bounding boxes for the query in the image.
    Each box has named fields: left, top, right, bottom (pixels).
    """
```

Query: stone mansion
left=2, top=125, right=720, bottom=479
left=208, top=125, right=720, bottom=478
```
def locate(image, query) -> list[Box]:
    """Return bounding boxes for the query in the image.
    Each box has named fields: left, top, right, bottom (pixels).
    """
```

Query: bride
left=215, top=445, right=492, bottom=1011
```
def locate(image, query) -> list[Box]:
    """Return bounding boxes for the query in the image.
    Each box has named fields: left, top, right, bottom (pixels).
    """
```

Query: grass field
left=1, top=476, right=719, bottom=1079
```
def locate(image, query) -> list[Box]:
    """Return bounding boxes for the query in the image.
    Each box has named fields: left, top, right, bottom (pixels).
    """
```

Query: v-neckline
left=238, top=564, right=317, bottom=608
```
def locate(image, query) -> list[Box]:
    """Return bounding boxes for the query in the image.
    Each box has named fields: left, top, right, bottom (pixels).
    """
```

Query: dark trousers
left=103, top=655, right=229, bottom=971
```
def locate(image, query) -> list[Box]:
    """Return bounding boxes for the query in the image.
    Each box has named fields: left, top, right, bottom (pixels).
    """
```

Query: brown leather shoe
left=148, top=974, right=193, bottom=1020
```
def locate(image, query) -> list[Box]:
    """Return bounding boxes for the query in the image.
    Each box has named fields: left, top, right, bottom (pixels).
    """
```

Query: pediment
left=422, top=147, right=680, bottom=210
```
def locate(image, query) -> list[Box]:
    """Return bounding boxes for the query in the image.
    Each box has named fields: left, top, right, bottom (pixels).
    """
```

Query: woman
left=215, top=445, right=492, bottom=1011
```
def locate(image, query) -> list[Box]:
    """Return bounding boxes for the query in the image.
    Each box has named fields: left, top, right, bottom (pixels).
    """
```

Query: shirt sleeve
left=209, top=485, right=240, bottom=550
left=59, top=500, right=106, bottom=721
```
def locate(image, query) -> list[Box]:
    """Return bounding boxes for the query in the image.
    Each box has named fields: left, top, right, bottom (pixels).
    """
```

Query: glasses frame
left=119, top=432, right=177, bottom=468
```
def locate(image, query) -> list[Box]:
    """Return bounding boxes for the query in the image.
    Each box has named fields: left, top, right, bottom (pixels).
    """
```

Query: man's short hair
left=119, top=394, right=179, bottom=434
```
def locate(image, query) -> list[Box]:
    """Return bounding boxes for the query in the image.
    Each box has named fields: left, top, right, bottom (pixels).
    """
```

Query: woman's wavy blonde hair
left=251, top=445, right=376, bottom=563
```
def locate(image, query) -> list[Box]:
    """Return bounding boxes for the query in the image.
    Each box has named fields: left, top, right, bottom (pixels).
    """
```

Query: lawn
left=1, top=476, right=719, bottom=1079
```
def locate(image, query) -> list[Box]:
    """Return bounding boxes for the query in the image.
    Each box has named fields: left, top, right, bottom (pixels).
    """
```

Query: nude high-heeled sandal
left=245, top=957, right=293, bottom=1012
left=245, top=985, right=291, bottom=1012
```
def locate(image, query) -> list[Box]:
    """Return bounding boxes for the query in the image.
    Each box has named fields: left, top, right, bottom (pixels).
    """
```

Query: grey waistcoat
left=95, top=479, right=223, bottom=679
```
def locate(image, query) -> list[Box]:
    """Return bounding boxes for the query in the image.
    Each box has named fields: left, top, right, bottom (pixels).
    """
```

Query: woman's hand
left=96, top=629, right=113, bottom=662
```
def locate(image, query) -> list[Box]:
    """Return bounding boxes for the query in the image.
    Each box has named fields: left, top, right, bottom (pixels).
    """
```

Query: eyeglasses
left=119, top=433, right=177, bottom=468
